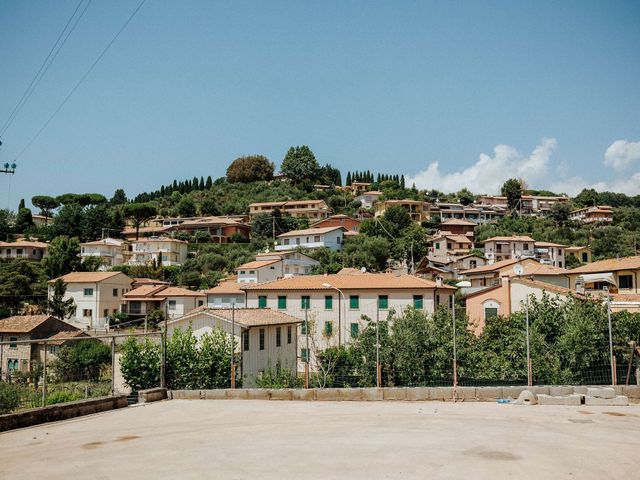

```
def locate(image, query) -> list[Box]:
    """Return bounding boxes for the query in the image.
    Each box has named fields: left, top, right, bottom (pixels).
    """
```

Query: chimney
left=435, top=276, right=443, bottom=287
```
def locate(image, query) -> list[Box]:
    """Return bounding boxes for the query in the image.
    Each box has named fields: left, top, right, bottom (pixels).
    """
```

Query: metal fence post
left=526, top=295, right=532, bottom=386
left=111, top=336, right=116, bottom=396
left=305, top=307, right=310, bottom=389
left=376, top=304, right=381, bottom=388
left=42, top=340, right=47, bottom=408
left=606, top=290, right=615, bottom=385
left=161, top=330, right=166, bottom=389
left=452, top=301, right=458, bottom=389
left=231, top=302, right=236, bottom=389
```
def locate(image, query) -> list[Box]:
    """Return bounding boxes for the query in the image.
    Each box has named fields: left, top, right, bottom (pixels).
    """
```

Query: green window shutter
left=301, top=321, right=307, bottom=335
left=301, top=348, right=309, bottom=362
left=324, top=295, right=333, bottom=310
left=324, top=321, right=333, bottom=336
left=349, top=295, right=359, bottom=309
left=413, top=295, right=423, bottom=309
left=258, top=296, right=267, bottom=309
left=278, top=296, right=287, bottom=309
left=378, top=295, right=388, bottom=309
left=301, top=296, right=310, bottom=309
left=350, top=323, right=359, bottom=338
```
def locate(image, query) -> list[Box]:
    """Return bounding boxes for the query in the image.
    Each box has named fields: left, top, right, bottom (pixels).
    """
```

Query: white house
left=164, top=307, right=301, bottom=387
left=129, top=237, right=188, bottom=266
left=482, top=236, right=536, bottom=264
left=80, top=238, right=131, bottom=269
left=276, top=226, right=346, bottom=251
left=48, top=272, right=133, bottom=330
left=205, top=279, right=246, bottom=308
left=236, top=259, right=283, bottom=284
left=534, top=241, right=566, bottom=268
left=243, top=272, right=455, bottom=370
left=255, top=250, right=319, bottom=277
left=0, top=240, right=48, bottom=261
left=355, top=190, right=383, bottom=209
left=122, top=285, right=205, bottom=320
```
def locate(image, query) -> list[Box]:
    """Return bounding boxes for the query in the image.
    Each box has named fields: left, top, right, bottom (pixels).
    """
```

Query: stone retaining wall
left=0, top=395, right=128, bottom=432
left=168, top=385, right=640, bottom=403
left=138, top=388, right=167, bottom=404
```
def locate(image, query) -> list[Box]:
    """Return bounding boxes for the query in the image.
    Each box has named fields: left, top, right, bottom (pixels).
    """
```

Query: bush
left=120, top=337, right=161, bottom=391
left=255, top=363, right=302, bottom=389
left=46, top=390, right=84, bottom=405
left=0, top=382, right=20, bottom=414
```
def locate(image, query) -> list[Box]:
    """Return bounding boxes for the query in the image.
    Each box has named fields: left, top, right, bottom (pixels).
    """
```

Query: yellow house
left=566, top=255, right=640, bottom=295
left=374, top=199, right=428, bottom=223
left=565, top=246, right=592, bottom=264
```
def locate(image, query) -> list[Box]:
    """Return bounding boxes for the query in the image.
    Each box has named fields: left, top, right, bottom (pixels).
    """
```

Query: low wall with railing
left=168, top=385, right=640, bottom=402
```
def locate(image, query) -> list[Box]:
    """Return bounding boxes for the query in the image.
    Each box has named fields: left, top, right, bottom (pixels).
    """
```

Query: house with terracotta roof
left=428, top=233, right=474, bottom=262
left=165, top=307, right=302, bottom=387
left=459, top=257, right=569, bottom=289
left=48, top=272, right=134, bottom=330
left=122, top=285, right=205, bottom=320
left=205, top=279, right=246, bottom=308
left=465, top=276, right=584, bottom=335
left=0, top=315, right=79, bottom=380
left=0, top=240, right=48, bottom=261
left=276, top=226, right=346, bottom=251
left=129, top=237, right=188, bottom=266
left=569, top=205, right=613, bottom=224
left=533, top=241, right=566, bottom=268
left=255, top=251, right=319, bottom=277
left=355, top=190, right=383, bottom=209
left=311, top=214, right=361, bottom=232
left=566, top=256, right=640, bottom=296
left=80, top=238, right=131, bottom=269
left=242, top=273, right=455, bottom=361
left=565, top=246, right=592, bottom=265
left=416, top=254, right=487, bottom=281
left=374, top=199, right=428, bottom=223
left=236, top=259, right=283, bottom=284
left=248, top=200, right=330, bottom=222
left=437, top=218, right=477, bottom=238
left=481, top=235, right=536, bottom=264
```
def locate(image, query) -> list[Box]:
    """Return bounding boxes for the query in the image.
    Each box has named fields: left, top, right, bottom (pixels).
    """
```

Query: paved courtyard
left=1, top=400, right=639, bottom=479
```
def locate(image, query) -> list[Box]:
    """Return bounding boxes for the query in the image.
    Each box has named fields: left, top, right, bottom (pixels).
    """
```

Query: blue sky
left=1, top=0, right=639, bottom=210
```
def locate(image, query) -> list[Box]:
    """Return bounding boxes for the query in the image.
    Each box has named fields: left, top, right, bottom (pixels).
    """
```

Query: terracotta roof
left=534, top=241, right=566, bottom=248
left=132, top=237, right=188, bottom=244
left=277, top=226, right=346, bottom=238
left=46, top=330, right=88, bottom=345
left=123, top=285, right=168, bottom=299
left=567, top=256, right=640, bottom=274
left=0, top=240, right=48, bottom=248
left=511, top=277, right=584, bottom=298
left=236, top=259, right=281, bottom=270
left=133, top=278, right=171, bottom=286
left=49, top=271, right=130, bottom=284
left=358, top=190, right=382, bottom=196
left=123, top=285, right=204, bottom=299
left=167, top=307, right=303, bottom=328
left=461, top=258, right=567, bottom=277
left=249, top=200, right=327, bottom=207
left=460, top=257, right=522, bottom=275
left=344, top=230, right=359, bottom=236
left=175, top=216, right=250, bottom=228
left=434, top=234, right=472, bottom=244
left=439, top=219, right=477, bottom=226
left=0, top=315, right=55, bottom=333
left=123, top=226, right=171, bottom=235
left=204, top=279, right=244, bottom=295
left=242, top=273, right=455, bottom=291
left=159, top=287, right=205, bottom=297
left=565, top=246, right=589, bottom=253
left=611, top=294, right=640, bottom=303
left=482, top=236, right=536, bottom=243
left=337, top=267, right=368, bottom=275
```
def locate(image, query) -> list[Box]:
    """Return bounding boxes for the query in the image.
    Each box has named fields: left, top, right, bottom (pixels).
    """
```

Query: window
left=16, top=248, right=23, bottom=255
left=447, top=242, right=452, bottom=250
left=413, top=295, right=423, bottom=309
left=278, top=296, right=287, bottom=309
left=301, top=296, right=311, bottom=310
left=9, top=336, right=17, bottom=349
left=129, top=301, right=141, bottom=314
left=435, top=295, right=440, bottom=307
left=619, top=275, right=634, bottom=290
left=84, top=288, right=94, bottom=296
left=287, top=325, right=292, bottom=344
left=324, top=321, right=333, bottom=336
left=249, top=270, right=255, bottom=275
left=582, top=252, right=588, bottom=263
left=324, top=295, right=333, bottom=310
left=349, top=295, right=359, bottom=309
left=469, top=260, right=477, bottom=269
left=103, top=309, right=109, bottom=318
left=378, top=295, right=388, bottom=310
left=168, top=300, right=177, bottom=310
left=435, top=242, right=440, bottom=250
left=48, top=345, right=59, bottom=355
left=259, top=329, right=265, bottom=350
left=301, top=348, right=309, bottom=362
left=523, top=243, right=529, bottom=251
left=276, top=327, right=281, bottom=347
left=198, top=300, right=204, bottom=307
left=242, top=331, right=249, bottom=351
left=8, top=359, right=19, bottom=372
left=350, top=323, right=359, bottom=338
left=284, top=239, right=290, bottom=245
left=112, top=288, right=118, bottom=297
left=314, top=235, right=321, bottom=242
left=258, top=296, right=267, bottom=308
left=301, top=321, right=307, bottom=335
left=83, top=309, right=92, bottom=317
left=484, top=307, right=498, bottom=320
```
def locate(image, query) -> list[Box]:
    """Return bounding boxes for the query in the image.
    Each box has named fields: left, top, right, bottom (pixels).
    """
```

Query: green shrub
left=46, top=390, right=84, bottom=405
left=0, top=382, right=21, bottom=414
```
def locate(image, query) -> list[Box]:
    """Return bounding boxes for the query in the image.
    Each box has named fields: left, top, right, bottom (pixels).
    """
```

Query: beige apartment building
left=248, top=200, right=331, bottom=222
left=569, top=205, right=614, bottom=224
left=0, top=240, right=48, bottom=261
left=374, top=199, right=429, bottom=223
left=129, top=237, right=189, bottom=266
left=482, top=236, right=536, bottom=264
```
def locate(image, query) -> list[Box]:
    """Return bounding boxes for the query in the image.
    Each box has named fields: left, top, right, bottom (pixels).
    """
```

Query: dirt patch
left=462, top=447, right=521, bottom=461
left=568, top=419, right=593, bottom=424
left=602, top=412, right=626, bottom=417
left=116, top=435, right=140, bottom=442
left=578, top=410, right=594, bottom=415
left=82, top=441, right=104, bottom=450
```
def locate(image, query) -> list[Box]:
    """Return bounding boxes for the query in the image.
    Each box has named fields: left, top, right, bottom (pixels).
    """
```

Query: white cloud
left=405, top=138, right=557, bottom=194
left=604, top=140, right=640, bottom=171
left=406, top=138, right=640, bottom=196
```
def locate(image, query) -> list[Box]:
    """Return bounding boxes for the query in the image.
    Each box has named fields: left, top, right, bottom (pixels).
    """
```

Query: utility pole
left=305, top=307, right=309, bottom=389
left=376, top=303, right=381, bottom=388
left=525, top=295, right=532, bottom=386
left=605, top=288, right=615, bottom=385
left=452, top=298, right=458, bottom=388
left=231, top=302, right=236, bottom=389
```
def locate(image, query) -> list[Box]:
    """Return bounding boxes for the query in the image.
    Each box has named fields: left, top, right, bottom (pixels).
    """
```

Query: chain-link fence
left=0, top=332, right=163, bottom=415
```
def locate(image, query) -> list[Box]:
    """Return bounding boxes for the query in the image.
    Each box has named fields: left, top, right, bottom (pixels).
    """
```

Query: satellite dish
left=360, top=267, right=367, bottom=273
left=513, top=264, right=524, bottom=276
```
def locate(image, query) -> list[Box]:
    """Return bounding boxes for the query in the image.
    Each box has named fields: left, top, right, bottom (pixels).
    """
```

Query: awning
left=578, top=272, right=617, bottom=286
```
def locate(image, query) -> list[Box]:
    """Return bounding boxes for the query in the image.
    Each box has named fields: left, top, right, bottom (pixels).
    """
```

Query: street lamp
left=322, top=283, right=345, bottom=346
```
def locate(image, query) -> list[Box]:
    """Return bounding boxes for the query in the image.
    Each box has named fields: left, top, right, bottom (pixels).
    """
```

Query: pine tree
left=18, top=198, right=25, bottom=209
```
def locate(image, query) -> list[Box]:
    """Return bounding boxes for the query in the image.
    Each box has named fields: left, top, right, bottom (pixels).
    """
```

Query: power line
left=12, top=0, right=147, bottom=163
left=0, top=0, right=91, bottom=137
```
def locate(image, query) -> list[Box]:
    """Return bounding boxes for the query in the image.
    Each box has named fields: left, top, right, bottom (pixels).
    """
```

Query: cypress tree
left=206, top=176, right=213, bottom=189
left=400, top=174, right=405, bottom=189
left=199, top=176, right=205, bottom=190
left=346, top=171, right=352, bottom=186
